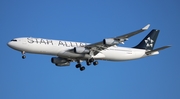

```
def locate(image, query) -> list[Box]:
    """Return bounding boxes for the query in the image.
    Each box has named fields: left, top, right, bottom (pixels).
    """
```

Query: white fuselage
left=7, top=37, right=159, bottom=61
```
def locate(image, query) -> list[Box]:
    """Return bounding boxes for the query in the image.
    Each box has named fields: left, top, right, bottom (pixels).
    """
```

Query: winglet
left=142, top=24, right=150, bottom=30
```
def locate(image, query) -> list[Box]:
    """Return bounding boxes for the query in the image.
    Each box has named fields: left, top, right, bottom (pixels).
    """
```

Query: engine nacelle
left=55, top=62, right=70, bottom=66
left=74, top=47, right=90, bottom=54
left=103, top=38, right=119, bottom=46
left=51, top=57, right=70, bottom=66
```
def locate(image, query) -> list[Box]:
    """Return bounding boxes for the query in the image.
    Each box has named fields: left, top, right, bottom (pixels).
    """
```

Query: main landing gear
left=86, top=58, right=98, bottom=66
left=75, top=58, right=99, bottom=71
left=75, top=63, right=85, bottom=71
left=21, top=51, right=26, bottom=59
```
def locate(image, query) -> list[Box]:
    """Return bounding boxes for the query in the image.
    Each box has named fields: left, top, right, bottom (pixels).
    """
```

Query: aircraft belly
left=101, top=49, right=145, bottom=61
left=57, top=52, right=91, bottom=59
left=92, top=53, right=106, bottom=59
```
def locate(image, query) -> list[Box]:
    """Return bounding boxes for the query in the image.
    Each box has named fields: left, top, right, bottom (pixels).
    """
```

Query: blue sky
left=0, top=0, right=179, bottom=99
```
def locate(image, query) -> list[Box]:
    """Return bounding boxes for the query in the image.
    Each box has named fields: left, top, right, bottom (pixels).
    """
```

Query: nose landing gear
left=21, top=51, right=26, bottom=59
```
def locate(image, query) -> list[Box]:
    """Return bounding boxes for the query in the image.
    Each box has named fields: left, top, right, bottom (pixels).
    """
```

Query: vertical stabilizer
left=134, top=29, right=159, bottom=50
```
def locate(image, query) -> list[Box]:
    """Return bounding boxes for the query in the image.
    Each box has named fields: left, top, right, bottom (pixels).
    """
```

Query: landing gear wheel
left=76, top=64, right=81, bottom=68
left=89, top=58, right=94, bottom=63
left=86, top=62, right=91, bottom=66
left=93, top=61, right=98, bottom=66
left=22, top=55, right=26, bottom=59
left=80, top=66, right=85, bottom=71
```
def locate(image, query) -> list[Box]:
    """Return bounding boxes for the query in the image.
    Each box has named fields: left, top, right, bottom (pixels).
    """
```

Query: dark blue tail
left=134, top=29, right=159, bottom=50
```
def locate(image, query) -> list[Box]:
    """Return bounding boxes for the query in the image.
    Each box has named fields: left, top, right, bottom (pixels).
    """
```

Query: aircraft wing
left=85, top=24, right=150, bottom=55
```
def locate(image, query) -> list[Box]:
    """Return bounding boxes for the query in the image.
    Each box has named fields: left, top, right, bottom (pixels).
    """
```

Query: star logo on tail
left=145, top=37, right=154, bottom=47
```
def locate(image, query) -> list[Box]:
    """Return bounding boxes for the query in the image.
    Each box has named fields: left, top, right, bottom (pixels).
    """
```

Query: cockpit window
left=11, top=39, right=17, bottom=42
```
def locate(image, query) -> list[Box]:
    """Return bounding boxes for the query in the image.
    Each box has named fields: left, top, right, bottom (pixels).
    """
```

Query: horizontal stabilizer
left=145, top=45, right=171, bottom=55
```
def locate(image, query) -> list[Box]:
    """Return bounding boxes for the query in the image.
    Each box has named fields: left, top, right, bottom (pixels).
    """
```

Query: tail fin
left=134, top=29, right=159, bottom=50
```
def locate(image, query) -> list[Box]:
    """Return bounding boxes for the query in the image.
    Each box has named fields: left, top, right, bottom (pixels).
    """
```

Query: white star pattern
left=144, top=37, right=154, bottom=47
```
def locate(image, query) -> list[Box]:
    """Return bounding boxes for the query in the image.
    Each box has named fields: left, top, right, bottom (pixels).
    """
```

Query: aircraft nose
left=7, top=41, right=12, bottom=47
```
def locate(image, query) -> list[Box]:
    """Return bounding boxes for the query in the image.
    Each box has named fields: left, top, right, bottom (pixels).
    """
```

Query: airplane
left=7, top=24, right=171, bottom=71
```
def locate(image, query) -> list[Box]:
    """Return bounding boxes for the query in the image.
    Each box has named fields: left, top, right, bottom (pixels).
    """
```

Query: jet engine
left=51, top=57, right=70, bottom=66
left=103, top=38, right=119, bottom=46
left=74, top=47, right=90, bottom=54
